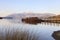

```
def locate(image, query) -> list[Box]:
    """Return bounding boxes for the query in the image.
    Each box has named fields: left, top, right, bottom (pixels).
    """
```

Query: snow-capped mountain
left=7, top=13, right=56, bottom=19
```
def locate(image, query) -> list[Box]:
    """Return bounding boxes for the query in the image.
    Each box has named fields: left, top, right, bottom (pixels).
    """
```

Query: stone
left=52, top=30, right=60, bottom=40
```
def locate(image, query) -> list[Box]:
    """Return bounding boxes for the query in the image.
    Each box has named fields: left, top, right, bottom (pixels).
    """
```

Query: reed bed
left=0, top=29, right=39, bottom=40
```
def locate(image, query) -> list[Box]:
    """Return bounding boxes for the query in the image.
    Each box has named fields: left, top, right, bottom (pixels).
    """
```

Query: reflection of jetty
left=22, top=17, right=60, bottom=24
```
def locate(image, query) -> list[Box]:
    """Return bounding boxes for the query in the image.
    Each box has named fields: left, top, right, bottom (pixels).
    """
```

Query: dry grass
left=0, top=29, right=38, bottom=40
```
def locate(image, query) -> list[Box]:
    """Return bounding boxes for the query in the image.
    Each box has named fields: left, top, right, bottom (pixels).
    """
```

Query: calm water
left=0, top=19, right=60, bottom=40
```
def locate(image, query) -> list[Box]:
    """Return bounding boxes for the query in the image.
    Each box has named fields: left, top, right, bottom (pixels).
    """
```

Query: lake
left=0, top=19, right=60, bottom=40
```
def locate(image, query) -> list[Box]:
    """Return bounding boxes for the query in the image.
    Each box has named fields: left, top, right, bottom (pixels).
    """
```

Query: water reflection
left=41, top=22, right=60, bottom=27
left=0, top=19, right=60, bottom=40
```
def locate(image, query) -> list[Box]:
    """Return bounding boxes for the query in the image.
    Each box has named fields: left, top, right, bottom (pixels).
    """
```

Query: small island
left=22, top=17, right=43, bottom=24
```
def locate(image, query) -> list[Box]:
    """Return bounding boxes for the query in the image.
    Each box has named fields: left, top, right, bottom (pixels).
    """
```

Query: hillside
left=46, top=15, right=60, bottom=23
left=7, top=13, right=55, bottom=19
left=47, top=15, right=60, bottom=20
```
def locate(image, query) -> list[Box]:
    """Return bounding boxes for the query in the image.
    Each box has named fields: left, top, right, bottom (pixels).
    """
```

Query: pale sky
left=0, top=0, right=60, bottom=17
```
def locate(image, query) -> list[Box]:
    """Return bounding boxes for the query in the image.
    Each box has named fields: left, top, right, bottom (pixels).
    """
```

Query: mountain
left=7, top=13, right=55, bottom=19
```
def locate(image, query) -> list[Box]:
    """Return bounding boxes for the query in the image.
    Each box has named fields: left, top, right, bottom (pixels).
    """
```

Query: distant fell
left=7, top=13, right=55, bottom=19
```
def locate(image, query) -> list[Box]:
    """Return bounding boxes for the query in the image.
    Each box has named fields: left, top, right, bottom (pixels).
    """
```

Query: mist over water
left=0, top=19, right=60, bottom=40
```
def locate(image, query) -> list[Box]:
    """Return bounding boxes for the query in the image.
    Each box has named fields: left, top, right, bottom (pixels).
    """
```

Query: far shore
left=0, top=16, right=60, bottom=24
left=22, top=17, right=60, bottom=24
